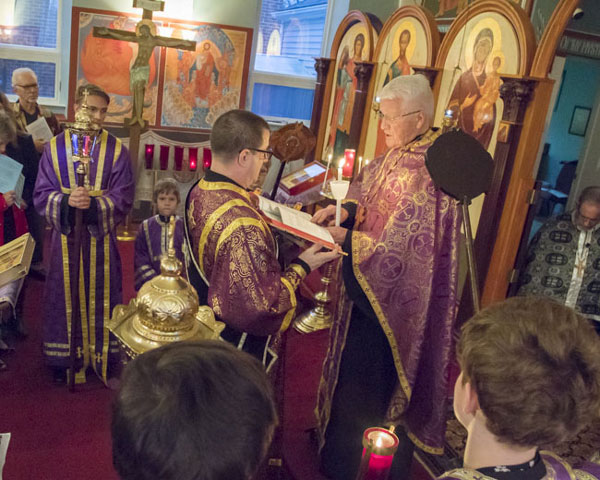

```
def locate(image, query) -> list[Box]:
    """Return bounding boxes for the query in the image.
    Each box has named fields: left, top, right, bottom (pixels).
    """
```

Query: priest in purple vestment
left=185, top=109, right=339, bottom=366
left=134, top=178, right=186, bottom=291
left=440, top=297, right=600, bottom=480
left=312, top=74, right=461, bottom=479
left=34, top=84, right=134, bottom=385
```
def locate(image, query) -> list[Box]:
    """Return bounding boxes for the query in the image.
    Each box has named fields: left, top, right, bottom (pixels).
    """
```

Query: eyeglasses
left=240, top=147, right=274, bottom=161
left=376, top=109, right=421, bottom=122
left=15, top=83, right=39, bottom=90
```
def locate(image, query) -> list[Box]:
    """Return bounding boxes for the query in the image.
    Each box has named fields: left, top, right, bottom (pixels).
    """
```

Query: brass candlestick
left=294, top=260, right=335, bottom=333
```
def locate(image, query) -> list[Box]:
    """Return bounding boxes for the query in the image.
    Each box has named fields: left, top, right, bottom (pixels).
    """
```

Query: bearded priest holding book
left=312, top=75, right=462, bottom=480
left=185, top=109, right=339, bottom=368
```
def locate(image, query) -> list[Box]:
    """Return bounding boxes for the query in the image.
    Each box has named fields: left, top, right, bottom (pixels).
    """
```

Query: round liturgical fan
left=425, top=129, right=494, bottom=312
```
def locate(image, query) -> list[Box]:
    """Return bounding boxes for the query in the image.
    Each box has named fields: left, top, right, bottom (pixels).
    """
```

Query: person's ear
left=237, top=148, right=251, bottom=168
left=464, top=380, right=480, bottom=416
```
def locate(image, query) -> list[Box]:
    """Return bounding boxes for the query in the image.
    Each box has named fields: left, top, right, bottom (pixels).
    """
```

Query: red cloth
left=0, top=195, right=28, bottom=245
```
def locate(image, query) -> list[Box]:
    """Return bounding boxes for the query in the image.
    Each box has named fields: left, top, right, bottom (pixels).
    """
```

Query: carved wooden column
left=348, top=61, right=375, bottom=152
left=306, top=57, right=334, bottom=164
left=412, top=66, right=441, bottom=87
left=456, top=77, right=536, bottom=324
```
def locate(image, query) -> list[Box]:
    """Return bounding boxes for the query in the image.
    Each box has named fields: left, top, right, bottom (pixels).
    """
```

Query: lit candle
left=343, top=149, right=355, bottom=177
left=188, top=147, right=198, bottom=171
left=144, top=144, right=155, bottom=170
left=358, top=156, right=363, bottom=175
left=356, top=427, right=399, bottom=480
left=338, top=158, right=344, bottom=181
left=202, top=147, right=212, bottom=169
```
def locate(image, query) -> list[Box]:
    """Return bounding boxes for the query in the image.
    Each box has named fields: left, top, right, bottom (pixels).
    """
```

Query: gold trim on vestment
left=197, top=178, right=251, bottom=201
left=63, top=129, right=76, bottom=188
left=198, top=199, right=250, bottom=272
left=215, top=218, right=268, bottom=262
left=105, top=197, right=115, bottom=231
left=90, top=237, right=97, bottom=358
left=439, top=468, right=497, bottom=480
left=94, top=130, right=109, bottom=191
left=101, top=239, right=110, bottom=383
left=50, top=137, right=61, bottom=188
left=60, top=187, right=105, bottom=197
left=289, top=263, right=308, bottom=281
left=113, top=137, right=122, bottom=166
left=279, top=277, right=297, bottom=332
left=407, top=430, right=443, bottom=455
left=78, top=249, right=90, bottom=373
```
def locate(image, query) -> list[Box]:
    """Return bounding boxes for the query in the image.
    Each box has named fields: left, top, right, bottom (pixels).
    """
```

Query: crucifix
left=93, top=0, right=196, bottom=239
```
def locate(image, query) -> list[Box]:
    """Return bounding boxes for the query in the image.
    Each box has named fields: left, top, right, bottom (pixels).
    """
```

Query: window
left=0, top=0, right=70, bottom=106
left=251, top=0, right=335, bottom=123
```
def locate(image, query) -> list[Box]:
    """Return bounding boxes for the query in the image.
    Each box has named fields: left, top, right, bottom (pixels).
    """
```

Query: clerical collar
left=204, top=169, right=247, bottom=191
left=477, top=451, right=546, bottom=480
left=158, top=214, right=171, bottom=224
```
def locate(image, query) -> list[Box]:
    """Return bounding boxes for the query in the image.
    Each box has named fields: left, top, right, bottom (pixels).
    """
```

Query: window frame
left=248, top=0, right=348, bottom=123
left=0, top=0, right=72, bottom=108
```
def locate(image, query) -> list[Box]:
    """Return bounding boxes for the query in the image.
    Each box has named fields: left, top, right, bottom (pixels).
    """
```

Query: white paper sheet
left=25, top=116, right=53, bottom=143
left=0, top=432, right=10, bottom=478
left=0, top=154, right=23, bottom=195
left=278, top=207, right=334, bottom=244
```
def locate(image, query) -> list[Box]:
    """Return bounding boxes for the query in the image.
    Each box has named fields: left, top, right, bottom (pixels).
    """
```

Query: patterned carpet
left=416, top=410, right=600, bottom=477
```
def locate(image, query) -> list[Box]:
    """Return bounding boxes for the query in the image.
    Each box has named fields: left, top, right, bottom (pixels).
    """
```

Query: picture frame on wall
left=422, top=0, right=532, bottom=22
left=568, top=105, right=592, bottom=137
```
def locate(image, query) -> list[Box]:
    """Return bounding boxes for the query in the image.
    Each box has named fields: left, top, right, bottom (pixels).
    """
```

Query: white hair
left=11, top=67, right=38, bottom=87
left=377, top=74, right=434, bottom=124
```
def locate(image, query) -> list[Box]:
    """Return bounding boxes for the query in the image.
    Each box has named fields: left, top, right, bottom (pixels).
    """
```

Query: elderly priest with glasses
left=311, top=74, right=462, bottom=480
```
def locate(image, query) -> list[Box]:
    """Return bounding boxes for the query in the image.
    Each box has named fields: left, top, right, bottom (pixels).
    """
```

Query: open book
left=256, top=196, right=338, bottom=251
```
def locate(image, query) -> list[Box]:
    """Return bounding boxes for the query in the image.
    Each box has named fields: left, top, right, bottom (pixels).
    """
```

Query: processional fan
left=425, top=124, right=494, bottom=312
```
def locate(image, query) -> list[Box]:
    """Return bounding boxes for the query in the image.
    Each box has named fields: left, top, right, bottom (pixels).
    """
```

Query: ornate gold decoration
left=68, top=91, right=101, bottom=190
left=294, top=261, right=335, bottom=333
left=109, top=217, right=224, bottom=358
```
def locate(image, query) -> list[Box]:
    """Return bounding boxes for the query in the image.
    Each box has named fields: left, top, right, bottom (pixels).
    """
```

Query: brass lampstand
left=294, top=260, right=336, bottom=333
left=294, top=179, right=349, bottom=334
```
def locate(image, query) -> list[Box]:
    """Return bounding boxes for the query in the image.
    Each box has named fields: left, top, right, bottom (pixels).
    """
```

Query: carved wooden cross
left=92, top=0, right=196, bottom=239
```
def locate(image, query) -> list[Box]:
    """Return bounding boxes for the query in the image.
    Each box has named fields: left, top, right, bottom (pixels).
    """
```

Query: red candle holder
left=355, top=427, right=399, bottom=480
left=174, top=146, right=184, bottom=171
left=144, top=144, right=155, bottom=170
left=189, top=147, right=198, bottom=171
left=203, top=147, right=212, bottom=170
left=159, top=145, right=169, bottom=170
left=343, top=148, right=356, bottom=178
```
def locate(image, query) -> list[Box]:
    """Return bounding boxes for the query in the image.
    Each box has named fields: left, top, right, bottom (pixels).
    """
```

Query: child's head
left=153, top=178, right=180, bottom=217
left=455, top=296, right=600, bottom=449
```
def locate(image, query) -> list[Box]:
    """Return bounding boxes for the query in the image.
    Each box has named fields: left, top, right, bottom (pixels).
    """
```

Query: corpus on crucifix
left=94, top=18, right=196, bottom=129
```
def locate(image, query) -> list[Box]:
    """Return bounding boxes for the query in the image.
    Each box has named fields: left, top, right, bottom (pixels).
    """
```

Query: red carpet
left=0, top=238, right=432, bottom=480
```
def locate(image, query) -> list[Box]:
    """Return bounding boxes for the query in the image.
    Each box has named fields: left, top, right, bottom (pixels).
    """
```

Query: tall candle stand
left=294, top=179, right=350, bottom=334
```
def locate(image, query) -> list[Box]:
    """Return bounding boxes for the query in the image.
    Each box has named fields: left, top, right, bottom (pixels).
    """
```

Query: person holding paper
left=0, top=109, right=29, bottom=370
left=1, top=91, right=44, bottom=278
left=185, top=109, right=339, bottom=366
left=11, top=68, right=62, bottom=153
left=312, top=75, right=462, bottom=479
left=33, top=84, right=134, bottom=385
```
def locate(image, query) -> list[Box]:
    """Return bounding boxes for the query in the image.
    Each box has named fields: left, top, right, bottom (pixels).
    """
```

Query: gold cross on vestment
left=76, top=346, right=83, bottom=359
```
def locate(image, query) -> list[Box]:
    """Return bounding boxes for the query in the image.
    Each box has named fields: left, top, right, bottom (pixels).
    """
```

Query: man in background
left=11, top=67, right=62, bottom=277
left=518, top=186, right=600, bottom=331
